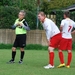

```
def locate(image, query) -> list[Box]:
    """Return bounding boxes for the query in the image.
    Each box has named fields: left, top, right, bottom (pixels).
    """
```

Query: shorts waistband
left=52, top=33, right=61, bottom=37
left=16, top=34, right=26, bottom=36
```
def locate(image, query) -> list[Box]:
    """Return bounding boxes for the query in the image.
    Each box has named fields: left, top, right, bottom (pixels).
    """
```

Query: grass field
left=0, top=49, right=75, bottom=75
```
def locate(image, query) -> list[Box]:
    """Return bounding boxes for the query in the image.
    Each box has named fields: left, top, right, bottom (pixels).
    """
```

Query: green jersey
left=14, top=19, right=27, bottom=35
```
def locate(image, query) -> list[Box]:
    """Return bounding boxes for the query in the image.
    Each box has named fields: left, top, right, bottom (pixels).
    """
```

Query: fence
left=0, top=29, right=75, bottom=46
left=0, top=29, right=47, bottom=45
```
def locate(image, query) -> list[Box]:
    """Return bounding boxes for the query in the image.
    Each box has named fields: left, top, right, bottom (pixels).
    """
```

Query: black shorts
left=13, top=34, right=26, bottom=48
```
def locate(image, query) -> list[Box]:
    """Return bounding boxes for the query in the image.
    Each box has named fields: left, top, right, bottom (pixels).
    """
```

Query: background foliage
left=0, top=0, right=75, bottom=29
left=0, top=6, right=19, bottom=29
left=41, top=0, right=75, bottom=12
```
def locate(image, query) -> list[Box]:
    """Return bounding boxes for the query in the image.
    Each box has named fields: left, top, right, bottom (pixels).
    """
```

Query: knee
left=12, top=47, right=16, bottom=51
left=48, top=47, right=54, bottom=52
left=58, top=50, right=62, bottom=52
left=68, top=50, right=72, bottom=53
left=20, top=48, right=24, bottom=51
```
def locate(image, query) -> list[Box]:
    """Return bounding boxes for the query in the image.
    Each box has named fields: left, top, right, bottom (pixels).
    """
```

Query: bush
left=0, top=6, right=20, bottom=29
left=25, top=11, right=43, bottom=30
left=0, top=44, right=48, bottom=50
left=70, top=11, right=75, bottom=21
left=0, top=44, right=12, bottom=49
left=0, top=43, right=75, bottom=50
left=25, top=44, right=47, bottom=50
left=0, top=6, right=75, bottom=30
left=25, top=11, right=37, bottom=30
left=56, top=10, right=63, bottom=27
left=0, top=6, right=41, bottom=29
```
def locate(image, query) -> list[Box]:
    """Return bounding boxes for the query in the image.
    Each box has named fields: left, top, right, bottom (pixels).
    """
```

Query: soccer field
left=0, top=50, right=75, bottom=75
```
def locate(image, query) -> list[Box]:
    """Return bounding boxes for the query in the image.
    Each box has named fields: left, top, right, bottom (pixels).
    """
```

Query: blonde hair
left=38, top=11, right=46, bottom=17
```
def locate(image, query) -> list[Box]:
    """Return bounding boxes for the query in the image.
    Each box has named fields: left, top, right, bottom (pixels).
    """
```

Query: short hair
left=64, top=11, right=70, bottom=17
left=19, top=10, right=26, bottom=16
left=38, top=11, right=46, bottom=17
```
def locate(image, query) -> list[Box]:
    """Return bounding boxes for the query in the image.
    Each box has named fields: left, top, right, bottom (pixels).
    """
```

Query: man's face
left=64, top=14, right=66, bottom=19
left=18, top=12, right=25, bottom=20
left=38, top=14, right=45, bottom=22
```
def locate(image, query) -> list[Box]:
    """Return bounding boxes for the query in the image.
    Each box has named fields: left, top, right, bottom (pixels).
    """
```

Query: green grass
left=0, top=49, right=75, bottom=75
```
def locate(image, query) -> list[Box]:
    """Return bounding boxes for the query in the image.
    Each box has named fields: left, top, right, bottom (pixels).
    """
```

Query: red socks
left=67, top=52, right=72, bottom=66
left=59, top=52, right=72, bottom=66
left=49, top=52, right=72, bottom=66
left=49, top=52, right=54, bottom=66
left=59, top=52, right=64, bottom=64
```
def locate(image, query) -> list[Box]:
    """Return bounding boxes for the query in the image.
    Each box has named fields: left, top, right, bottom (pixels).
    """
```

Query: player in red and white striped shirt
left=58, top=11, right=75, bottom=68
left=38, top=12, right=62, bottom=69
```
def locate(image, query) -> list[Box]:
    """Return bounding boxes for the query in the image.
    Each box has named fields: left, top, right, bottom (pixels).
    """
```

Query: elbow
left=27, top=28, right=30, bottom=31
left=11, top=25, right=16, bottom=29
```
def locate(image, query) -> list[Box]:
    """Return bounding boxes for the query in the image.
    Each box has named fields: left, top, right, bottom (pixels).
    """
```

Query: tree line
left=0, top=0, right=75, bottom=29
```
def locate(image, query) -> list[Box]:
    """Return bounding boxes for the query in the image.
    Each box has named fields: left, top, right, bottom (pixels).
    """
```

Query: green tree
left=0, top=0, right=14, bottom=6
left=41, top=0, right=75, bottom=13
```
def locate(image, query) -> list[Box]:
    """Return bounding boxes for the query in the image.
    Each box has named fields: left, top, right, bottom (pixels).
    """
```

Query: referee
left=8, top=10, right=30, bottom=64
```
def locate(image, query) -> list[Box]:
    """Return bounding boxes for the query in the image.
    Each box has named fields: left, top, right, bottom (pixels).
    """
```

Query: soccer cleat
left=7, top=59, right=15, bottom=64
left=57, top=63, right=65, bottom=68
left=19, top=60, right=23, bottom=64
left=44, top=64, right=54, bottom=69
left=66, top=65, right=70, bottom=68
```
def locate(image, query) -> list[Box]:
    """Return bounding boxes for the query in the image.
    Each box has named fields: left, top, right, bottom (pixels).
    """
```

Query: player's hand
left=47, top=40, right=50, bottom=46
left=16, top=22, right=20, bottom=26
left=72, top=30, right=75, bottom=34
left=18, top=22, right=23, bottom=26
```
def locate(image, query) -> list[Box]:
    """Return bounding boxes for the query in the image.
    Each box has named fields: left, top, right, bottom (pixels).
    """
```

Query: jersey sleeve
left=46, top=30, right=51, bottom=40
left=22, top=20, right=30, bottom=30
left=73, top=22, right=75, bottom=28
left=60, top=20, right=65, bottom=26
left=44, top=21, right=52, bottom=40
